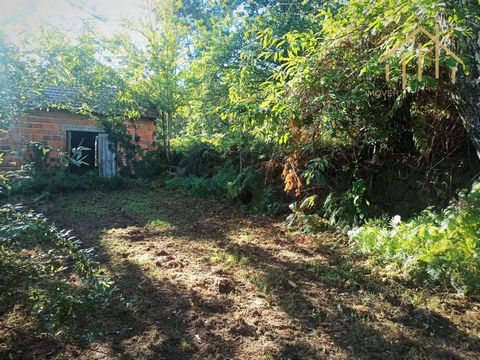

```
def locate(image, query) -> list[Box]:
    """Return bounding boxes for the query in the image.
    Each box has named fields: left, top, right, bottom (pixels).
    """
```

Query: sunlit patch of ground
left=2, top=188, right=479, bottom=359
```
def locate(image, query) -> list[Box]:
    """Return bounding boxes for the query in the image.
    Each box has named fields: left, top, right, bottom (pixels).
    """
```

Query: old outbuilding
left=0, top=87, right=157, bottom=177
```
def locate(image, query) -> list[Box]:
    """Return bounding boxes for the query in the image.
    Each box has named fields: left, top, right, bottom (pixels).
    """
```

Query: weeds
left=146, top=218, right=170, bottom=229
left=4, top=170, right=125, bottom=197
left=350, top=181, right=480, bottom=294
left=210, top=250, right=251, bottom=269
left=0, top=204, right=120, bottom=338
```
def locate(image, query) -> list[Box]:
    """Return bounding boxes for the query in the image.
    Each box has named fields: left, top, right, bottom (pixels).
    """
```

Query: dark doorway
left=68, top=131, right=98, bottom=174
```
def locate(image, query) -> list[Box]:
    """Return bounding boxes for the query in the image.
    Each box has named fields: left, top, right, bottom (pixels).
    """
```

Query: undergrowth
left=0, top=204, right=122, bottom=339
left=162, top=138, right=287, bottom=214
left=350, top=181, right=480, bottom=294
left=2, top=170, right=125, bottom=197
left=165, top=170, right=284, bottom=214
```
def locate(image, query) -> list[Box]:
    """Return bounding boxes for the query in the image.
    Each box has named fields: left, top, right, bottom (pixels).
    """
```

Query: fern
left=350, top=181, right=480, bottom=294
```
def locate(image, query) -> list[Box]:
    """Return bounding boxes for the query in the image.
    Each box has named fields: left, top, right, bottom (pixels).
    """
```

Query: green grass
left=309, top=261, right=362, bottom=286
left=113, top=193, right=153, bottom=218
left=209, top=250, right=251, bottom=268
left=146, top=218, right=170, bottom=229
left=64, top=202, right=110, bottom=217
left=179, top=340, right=192, bottom=351
left=111, top=192, right=169, bottom=225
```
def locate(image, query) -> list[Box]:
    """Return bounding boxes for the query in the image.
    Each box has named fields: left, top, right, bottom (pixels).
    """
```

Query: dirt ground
left=2, top=188, right=480, bottom=359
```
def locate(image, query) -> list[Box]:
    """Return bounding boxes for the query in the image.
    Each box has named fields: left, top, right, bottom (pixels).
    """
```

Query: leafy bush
left=322, top=179, right=370, bottom=228
left=4, top=170, right=125, bottom=197
left=132, top=148, right=171, bottom=178
left=150, top=136, right=287, bottom=213
left=0, top=204, right=119, bottom=337
left=287, top=179, right=370, bottom=233
left=350, top=181, right=480, bottom=294
left=173, top=138, right=223, bottom=177
left=165, top=165, right=285, bottom=214
left=286, top=198, right=331, bottom=233
left=165, top=175, right=223, bottom=197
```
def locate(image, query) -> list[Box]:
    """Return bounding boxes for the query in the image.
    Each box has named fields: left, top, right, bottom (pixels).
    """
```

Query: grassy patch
left=209, top=250, right=251, bottom=269
left=111, top=192, right=170, bottom=226
left=113, top=193, right=154, bottom=218
left=64, top=201, right=110, bottom=217
left=146, top=218, right=171, bottom=229
left=309, top=261, right=362, bottom=287
left=250, top=268, right=293, bottom=294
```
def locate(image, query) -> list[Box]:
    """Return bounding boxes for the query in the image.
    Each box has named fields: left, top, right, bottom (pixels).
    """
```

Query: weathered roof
left=44, top=86, right=80, bottom=106
left=39, top=86, right=157, bottom=120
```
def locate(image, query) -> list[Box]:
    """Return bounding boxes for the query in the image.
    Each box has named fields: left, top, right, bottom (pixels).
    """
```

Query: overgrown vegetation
left=350, top=181, right=480, bottom=294
left=0, top=204, right=120, bottom=339
left=155, top=137, right=288, bottom=213
left=3, top=170, right=125, bottom=197
left=1, top=0, right=480, bottom=355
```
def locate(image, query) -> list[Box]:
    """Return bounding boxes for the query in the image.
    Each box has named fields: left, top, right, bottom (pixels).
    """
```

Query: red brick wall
left=0, top=109, right=156, bottom=170
left=126, top=119, right=157, bottom=150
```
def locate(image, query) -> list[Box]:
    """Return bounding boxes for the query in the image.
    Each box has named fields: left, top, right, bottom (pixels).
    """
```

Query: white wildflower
left=391, top=215, right=401, bottom=226
left=347, top=227, right=361, bottom=239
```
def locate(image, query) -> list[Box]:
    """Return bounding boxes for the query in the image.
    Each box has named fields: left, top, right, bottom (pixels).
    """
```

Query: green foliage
left=146, top=218, right=170, bottom=230
left=6, top=170, right=125, bottom=197
left=302, top=157, right=333, bottom=187
left=69, top=145, right=91, bottom=167
left=160, top=136, right=286, bottom=214
left=286, top=179, right=370, bottom=232
left=175, top=139, right=224, bottom=177
left=350, top=181, right=480, bottom=294
left=323, top=179, right=370, bottom=228
left=165, top=166, right=284, bottom=214
left=165, top=173, right=229, bottom=198
left=0, top=204, right=118, bottom=337
left=132, top=148, right=171, bottom=178
left=24, top=141, right=54, bottom=172
left=210, top=250, right=251, bottom=269
left=0, top=35, right=49, bottom=130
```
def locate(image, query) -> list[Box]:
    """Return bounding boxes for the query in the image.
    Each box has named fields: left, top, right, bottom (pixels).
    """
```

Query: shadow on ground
left=1, top=188, right=479, bottom=359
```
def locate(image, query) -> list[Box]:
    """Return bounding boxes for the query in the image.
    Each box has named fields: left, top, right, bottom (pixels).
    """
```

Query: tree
left=0, top=35, right=48, bottom=132
left=450, top=0, right=480, bottom=158
left=114, top=0, right=188, bottom=161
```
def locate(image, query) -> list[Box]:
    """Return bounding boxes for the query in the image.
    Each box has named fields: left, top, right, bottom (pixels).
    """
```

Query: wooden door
left=97, top=133, right=116, bottom=178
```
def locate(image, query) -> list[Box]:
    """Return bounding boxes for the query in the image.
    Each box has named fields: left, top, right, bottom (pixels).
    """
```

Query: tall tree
left=450, top=0, right=480, bottom=158
left=0, top=35, right=48, bottom=131
left=115, top=0, right=188, bottom=161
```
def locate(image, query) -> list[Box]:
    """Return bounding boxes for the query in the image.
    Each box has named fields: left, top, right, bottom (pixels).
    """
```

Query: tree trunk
left=450, top=1, right=480, bottom=159
left=167, top=111, right=172, bottom=160
left=161, top=111, right=170, bottom=162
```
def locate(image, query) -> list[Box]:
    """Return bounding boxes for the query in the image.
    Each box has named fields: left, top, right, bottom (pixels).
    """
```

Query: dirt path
left=12, top=188, right=480, bottom=359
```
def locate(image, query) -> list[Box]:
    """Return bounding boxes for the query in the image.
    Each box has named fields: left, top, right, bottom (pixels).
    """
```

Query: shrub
left=322, top=179, right=369, bottom=228
left=132, top=148, right=171, bottom=178
left=173, top=138, right=223, bottom=177
left=0, top=204, right=119, bottom=337
left=165, top=174, right=224, bottom=197
left=165, top=165, right=285, bottom=214
left=4, top=170, right=125, bottom=197
left=350, top=181, right=480, bottom=294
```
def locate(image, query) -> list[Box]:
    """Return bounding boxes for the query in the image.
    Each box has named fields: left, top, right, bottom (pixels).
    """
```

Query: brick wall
left=0, top=109, right=156, bottom=170
left=126, top=119, right=157, bottom=150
